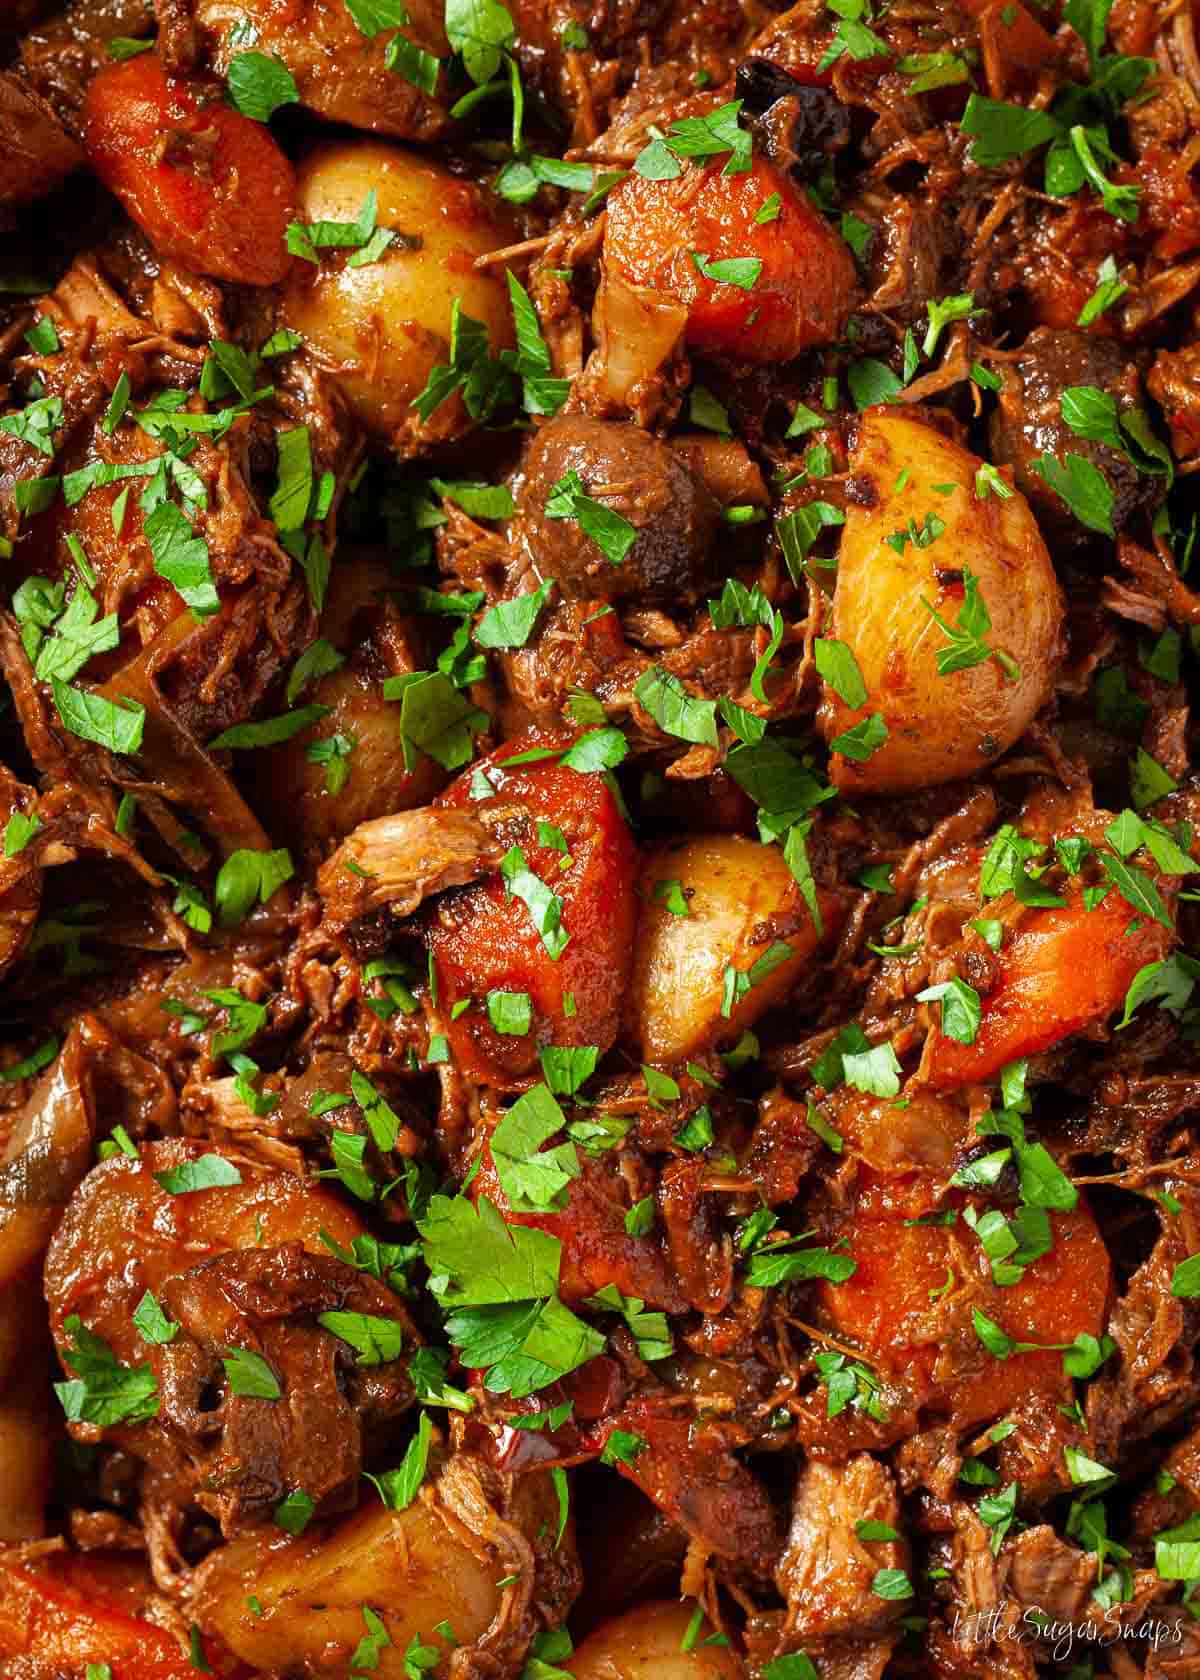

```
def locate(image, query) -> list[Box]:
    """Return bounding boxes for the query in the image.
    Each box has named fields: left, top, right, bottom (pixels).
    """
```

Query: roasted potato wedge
left=569, top=1600, right=745, bottom=1679
left=193, top=1499, right=499, bottom=1678
left=629, top=835, right=839, bottom=1063
left=816, top=411, right=1064, bottom=794
left=281, top=140, right=514, bottom=446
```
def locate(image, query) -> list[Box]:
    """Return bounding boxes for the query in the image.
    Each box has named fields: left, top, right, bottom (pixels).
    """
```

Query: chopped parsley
left=830, top=712, right=888, bottom=762
left=601, top=1428, right=648, bottom=1466
left=385, top=31, right=441, bottom=92
left=145, top=501, right=220, bottom=618
left=503, top=272, right=570, bottom=416
left=24, top=316, right=59, bottom=356
left=1, top=1035, right=60, bottom=1083
left=847, top=357, right=903, bottom=409
left=475, top=579, right=555, bottom=648
left=584, top=1283, right=672, bottom=1360
left=544, top=469, right=638, bottom=565
left=500, top=845, right=570, bottom=958
left=316, top=1310, right=405, bottom=1364
left=921, top=566, right=1020, bottom=680
left=55, top=1317, right=158, bottom=1426
left=746, top=1237, right=857, bottom=1287
left=486, top=990, right=533, bottom=1035
left=286, top=190, right=395, bottom=268
left=1078, top=253, right=1129, bottom=325
left=418, top=1194, right=604, bottom=1397
left=3, top=810, right=41, bottom=857
left=213, top=847, right=295, bottom=926
left=364, top=1411, right=434, bottom=1510
left=344, top=0, right=411, bottom=32
left=273, top=1489, right=316, bottom=1535
left=916, top=975, right=982, bottom=1044
left=154, top=1153, right=243, bottom=1194
left=16, top=568, right=119, bottom=684
left=813, top=1023, right=903, bottom=1097
left=818, top=9, right=892, bottom=72
left=539, top=1045, right=599, bottom=1095
left=226, top=50, right=300, bottom=121
left=721, top=940, right=794, bottom=1015
left=923, top=292, right=974, bottom=357
left=50, top=680, right=145, bottom=755
left=496, top=154, right=594, bottom=205
left=0, top=394, right=63, bottom=457
left=384, top=671, right=488, bottom=771
left=490, top=1082, right=579, bottom=1211
left=632, top=99, right=753, bottom=180
left=633, top=665, right=718, bottom=746
left=690, top=252, right=762, bottom=290
left=814, top=638, right=868, bottom=708
left=222, top=1346, right=282, bottom=1399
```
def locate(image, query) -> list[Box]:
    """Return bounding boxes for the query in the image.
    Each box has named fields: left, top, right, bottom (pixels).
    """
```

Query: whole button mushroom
left=511, top=415, right=722, bottom=604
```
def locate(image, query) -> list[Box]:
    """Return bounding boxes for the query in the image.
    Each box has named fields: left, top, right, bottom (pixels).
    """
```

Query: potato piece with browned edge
left=569, top=1601, right=745, bottom=1679
left=192, top=1499, right=500, bottom=1678
left=629, top=835, right=840, bottom=1063
left=282, top=140, right=514, bottom=447
left=816, top=411, right=1063, bottom=795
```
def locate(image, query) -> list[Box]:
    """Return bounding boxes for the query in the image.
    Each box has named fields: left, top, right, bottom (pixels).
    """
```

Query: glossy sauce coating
left=430, top=732, right=637, bottom=1083
left=82, top=55, right=296, bottom=286
left=43, top=1139, right=365, bottom=1366
left=604, top=154, right=856, bottom=362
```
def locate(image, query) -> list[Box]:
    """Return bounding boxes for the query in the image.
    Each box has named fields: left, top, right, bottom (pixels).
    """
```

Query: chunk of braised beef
left=0, top=72, right=82, bottom=207
left=151, top=1243, right=416, bottom=1536
left=775, top=1455, right=909, bottom=1643
left=989, top=328, right=1163, bottom=540
left=1148, top=342, right=1200, bottom=461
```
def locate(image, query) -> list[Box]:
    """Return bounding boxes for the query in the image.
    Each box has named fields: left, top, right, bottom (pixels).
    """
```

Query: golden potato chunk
left=282, top=140, right=514, bottom=446
left=569, top=1601, right=745, bottom=1679
left=816, top=411, right=1063, bottom=794
left=193, top=1500, right=500, bottom=1678
left=628, top=835, right=838, bottom=1064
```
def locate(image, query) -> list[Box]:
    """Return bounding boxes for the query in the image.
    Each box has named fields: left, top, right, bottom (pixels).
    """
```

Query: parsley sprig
left=960, top=0, right=1151, bottom=224
left=632, top=100, right=753, bottom=181
left=419, top=1194, right=604, bottom=1397
left=920, top=565, right=1020, bottom=681
left=54, top=1316, right=158, bottom=1427
left=286, top=190, right=395, bottom=268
